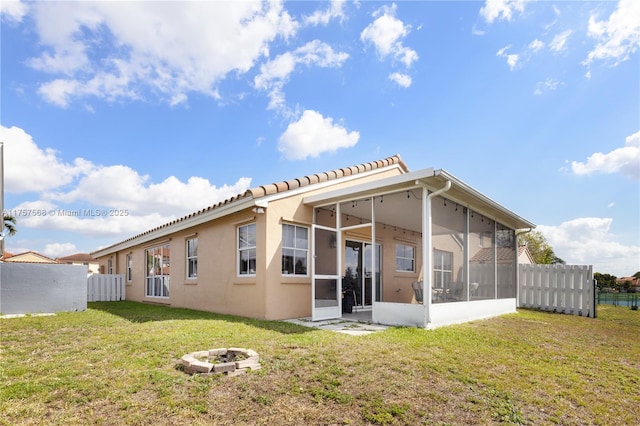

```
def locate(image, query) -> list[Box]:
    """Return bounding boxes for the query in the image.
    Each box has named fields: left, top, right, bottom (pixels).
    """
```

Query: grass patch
left=1, top=302, right=639, bottom=425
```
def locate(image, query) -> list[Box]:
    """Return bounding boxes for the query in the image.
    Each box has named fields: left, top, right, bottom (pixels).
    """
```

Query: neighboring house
left=56, top=253, right=100, bottom=275
left=517, top=245, right=535, bottom=265
left=92, top=155, right=535, bottom=328
left=2, top=251, right=58, bottom=264
left=617, top=276, right=640, bottom=292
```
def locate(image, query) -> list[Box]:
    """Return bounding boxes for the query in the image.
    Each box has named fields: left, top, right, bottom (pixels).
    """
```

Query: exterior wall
left=99, top=210, right=268, bottom=319
left=0, top=263, right=87, bottom=314
left=67, top=261, right=100, bottom=274
left=262, top=194, right=313, bottom=320
left=518, top=249, right=533, bottom=265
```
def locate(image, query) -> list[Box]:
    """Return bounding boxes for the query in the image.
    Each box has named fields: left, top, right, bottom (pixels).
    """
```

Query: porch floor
left=284, top=309, right=388, bottom=335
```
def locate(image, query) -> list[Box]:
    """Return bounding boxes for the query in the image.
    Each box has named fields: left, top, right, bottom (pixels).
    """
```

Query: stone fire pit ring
left=181, top=347, right=261, bottom=377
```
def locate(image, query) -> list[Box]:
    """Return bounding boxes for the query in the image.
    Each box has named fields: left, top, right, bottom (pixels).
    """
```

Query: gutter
left=427, top=179, right=452, bottom=200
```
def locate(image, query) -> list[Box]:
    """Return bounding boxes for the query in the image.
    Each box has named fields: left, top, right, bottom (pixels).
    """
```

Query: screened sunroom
left=304, top=168, right=535, bottom=328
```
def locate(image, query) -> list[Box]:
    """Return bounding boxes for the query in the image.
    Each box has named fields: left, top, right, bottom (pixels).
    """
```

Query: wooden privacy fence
left=87, top=274, right=126, bottom=302
left=518, top=264, right=595, bottom=318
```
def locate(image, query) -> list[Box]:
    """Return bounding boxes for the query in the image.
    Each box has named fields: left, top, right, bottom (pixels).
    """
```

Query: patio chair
left=412, top=281, right=423, bottom=304
left=469, top=282, right=480, bottom=298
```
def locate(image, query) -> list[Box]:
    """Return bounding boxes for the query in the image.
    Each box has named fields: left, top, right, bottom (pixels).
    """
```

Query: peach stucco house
left=92, top=155, right=535, bottom=328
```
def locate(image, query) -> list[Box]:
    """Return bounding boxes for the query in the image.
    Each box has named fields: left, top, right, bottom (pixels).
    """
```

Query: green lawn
left=1, top=302, right=638, bottom=425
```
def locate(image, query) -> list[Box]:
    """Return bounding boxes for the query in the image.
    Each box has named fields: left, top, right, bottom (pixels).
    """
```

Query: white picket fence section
left=518, top=264, right=594, bottom=317
left=87, top=274, right=126, bottom=302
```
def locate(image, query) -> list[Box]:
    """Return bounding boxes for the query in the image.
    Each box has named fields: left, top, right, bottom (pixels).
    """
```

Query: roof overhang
left=304, top=168, right=535, bottom=231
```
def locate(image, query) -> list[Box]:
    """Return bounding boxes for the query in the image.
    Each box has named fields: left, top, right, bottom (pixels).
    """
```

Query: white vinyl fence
left=518, top=264, right=595, bottom=318
left=87, top=274, right=126, bottom=302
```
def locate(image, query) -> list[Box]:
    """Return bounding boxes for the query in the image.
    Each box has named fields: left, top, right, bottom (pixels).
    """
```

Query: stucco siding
left=98, top=210, right=268, bottom=319
left=263, top=186, right=314, bottom=320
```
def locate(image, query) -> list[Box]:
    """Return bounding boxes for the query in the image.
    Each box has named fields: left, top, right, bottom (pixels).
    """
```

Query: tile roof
left=246, top=155, right=408, bottom=197
left=617, top=277, right=640, bottom=286
left=0, top=251, right=15, bottom=261
left=56, top=253, right=97, bottom=262
left=92, top=154, right=407, bottom=256
left=3, top=251, right=59, bottom=264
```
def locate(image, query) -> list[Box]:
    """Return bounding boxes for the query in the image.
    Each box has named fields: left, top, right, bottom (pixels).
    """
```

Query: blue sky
left=1, top=0, right=638, bottom=276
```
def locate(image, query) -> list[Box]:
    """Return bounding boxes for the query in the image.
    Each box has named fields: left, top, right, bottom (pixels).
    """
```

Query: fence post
left=592, top=277, right=597, bottom=318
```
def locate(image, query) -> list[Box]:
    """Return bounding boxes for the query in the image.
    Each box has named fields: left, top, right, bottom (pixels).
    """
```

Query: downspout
left=515, top=228, right=533, bottom=308
left=371, top=196, right=376, bottom=316
left=421, top=179, right=452, bottom=328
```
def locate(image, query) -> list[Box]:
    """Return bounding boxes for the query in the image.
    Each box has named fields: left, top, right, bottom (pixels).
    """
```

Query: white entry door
left=311, top=224, right=341, bottom=321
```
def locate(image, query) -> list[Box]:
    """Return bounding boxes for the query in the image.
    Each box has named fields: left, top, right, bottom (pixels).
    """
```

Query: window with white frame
left=282, top=224, right=308, bottom=275
left=433, top=249, right=453, bottom=290
left=108, top=258, right=113, bottom=274
left=145, top=244, right=170, bottom=298
left=238, top=223, right=256, bottom=275
left=186, top=237, right=198, bottom=279
left=126, top=254, right=132, bottom=282
left=396, top=244, right=415, bottom=272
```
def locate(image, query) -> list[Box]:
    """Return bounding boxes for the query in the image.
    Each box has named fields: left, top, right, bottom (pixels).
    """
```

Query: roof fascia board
left=262, top=163, right=405, bottom=205
left=303, top=167, right=435, bottom=206
left=303, top=167, right=535, bottom=230
left=433, top=169, right=536, bottom=229
left=91, top=197, right=257, bottom=257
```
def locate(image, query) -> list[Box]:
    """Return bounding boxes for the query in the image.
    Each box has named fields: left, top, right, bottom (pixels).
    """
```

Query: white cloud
left=304, top=0, right=346, bottom=26
left=360, top=3, right=418, bottom=68
left=25, top=1, right=298, bottom=107
left=549, top=30, right=572, bottom=52
left=534, top=78, right=561, bottom=95
left=480, top=0, right=525, bottom=24
left=278, top=110, right=359, bottom=160
left=1, top=125, right=253, bottom=238
left=43, top=242, right=77, bottom=258
left=538, top=218, right=640, bottom=276
left=388, top=72, right=412, bottom=88
left=0, top=125, right=92, bottom=193
left=571, top=130, right=640, bottom=180
left=496, top=45, right=519, bottom=70
left=10, top=199, right=170, bottom=238
left=254, top=52, right=297, bottom=90
left=295, top=39, right=350, bottom=67
left=584, top=0, right=640, bottom=66
left=254, top=40, right=349, bottom=114
left=51, top=166, right=253, bottom=217
left=529, top=39, right=544, bottom=53
left=0, top=0, right=29, bottom=22
left=471, top=25, right=486, bottom=36
left=506, top=53, right=519, bottom=69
